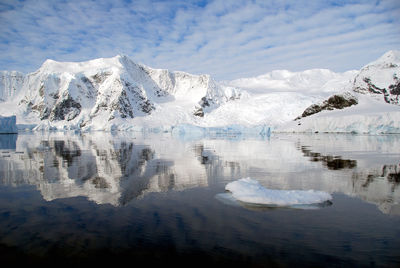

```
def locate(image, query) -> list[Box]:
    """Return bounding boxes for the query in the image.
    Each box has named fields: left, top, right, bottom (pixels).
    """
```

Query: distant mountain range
left=0, top=50, right=399, bottom=133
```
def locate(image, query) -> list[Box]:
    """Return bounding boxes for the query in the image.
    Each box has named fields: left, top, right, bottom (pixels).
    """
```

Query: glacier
left=0, top=50, right=399, bottom=135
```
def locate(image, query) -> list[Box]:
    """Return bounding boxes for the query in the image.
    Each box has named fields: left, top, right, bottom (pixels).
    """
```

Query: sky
left=0, top=0, right=399, bottom=80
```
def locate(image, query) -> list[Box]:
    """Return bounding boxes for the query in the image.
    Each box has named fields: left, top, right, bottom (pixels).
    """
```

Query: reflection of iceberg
left=224, top=178, right=332, bottom=207
left=171, top=124, right=271, bottom=141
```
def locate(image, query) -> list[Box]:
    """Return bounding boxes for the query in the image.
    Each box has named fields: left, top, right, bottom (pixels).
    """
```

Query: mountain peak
left=380, top=50, right=400, bottom=61
left=38, top=55, right=137, bottom=75
left=363, top=50, right=400, bottom=69
left=353, top=50, right=400, bottom=105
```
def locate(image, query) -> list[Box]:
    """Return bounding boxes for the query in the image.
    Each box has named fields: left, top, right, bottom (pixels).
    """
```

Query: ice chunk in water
left=225, top=178, right=332, bottom=206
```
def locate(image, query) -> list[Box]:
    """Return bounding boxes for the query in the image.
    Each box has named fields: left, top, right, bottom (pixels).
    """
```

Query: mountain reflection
left=0, top=133, right=399, bottom=214
left=300, top=145, right=357, bottom=170
left=295, top=135, right=400, bottom=214
left=0, top=133, right=210, bottom=206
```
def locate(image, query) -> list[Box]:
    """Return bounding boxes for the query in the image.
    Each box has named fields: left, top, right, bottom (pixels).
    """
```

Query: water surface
left=0, top=132, right=399, bottom=266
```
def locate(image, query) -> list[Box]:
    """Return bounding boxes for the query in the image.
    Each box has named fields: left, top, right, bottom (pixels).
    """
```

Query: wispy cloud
left=1, top=0, right=399, bottom=80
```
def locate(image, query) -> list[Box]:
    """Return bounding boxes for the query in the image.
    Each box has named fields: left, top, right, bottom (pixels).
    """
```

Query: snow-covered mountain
left=220, top=51, right=400, bottom=133
left=281, top=51, right=400, bottom=133
left=0, top=50, right=399, bottom=133
left=0, top=55, right=241, bottom=131
left=218, top=68, right=358, bottom=129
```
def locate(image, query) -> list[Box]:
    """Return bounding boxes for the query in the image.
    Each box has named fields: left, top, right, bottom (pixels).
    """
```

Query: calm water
left=0, top=132, right=399, bottom=267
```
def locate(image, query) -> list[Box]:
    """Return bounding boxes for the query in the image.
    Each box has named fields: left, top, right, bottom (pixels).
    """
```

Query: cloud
left=0, top=0, right=399, bottom=80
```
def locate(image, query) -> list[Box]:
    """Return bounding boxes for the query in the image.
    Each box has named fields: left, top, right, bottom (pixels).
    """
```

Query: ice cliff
left=0, top=115, right=17, bottom=134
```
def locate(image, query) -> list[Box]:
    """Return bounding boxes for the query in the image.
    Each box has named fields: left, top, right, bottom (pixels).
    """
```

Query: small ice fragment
left=225, top=178, right=332, bottom=206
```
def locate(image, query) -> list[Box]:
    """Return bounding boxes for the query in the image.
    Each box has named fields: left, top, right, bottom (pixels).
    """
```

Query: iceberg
left=171, top=124, right=206, bottom=138
left=0, top=133, right=17, bottom=149
left=171, top=124, right=271, bottom=141
left=0, top=115, right=18, bottom=134
left=224, top=178, right=332, bottom=207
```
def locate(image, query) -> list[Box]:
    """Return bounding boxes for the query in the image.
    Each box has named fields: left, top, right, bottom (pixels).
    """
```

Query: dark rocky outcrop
left=193, top=107, right=204, bottom=117
left=389, top=77, right=400, bottom=95
left=354, top=76, right=400, bottom=105
left=295, top=92, right=358, bottom=120
left=49, top=96, right=82, bottom=121
left=194, top=97, right=211, bottom=117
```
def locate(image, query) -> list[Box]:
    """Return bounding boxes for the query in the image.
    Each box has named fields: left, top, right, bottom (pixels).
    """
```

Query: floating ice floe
left=220, top=177, right=332, bottom=209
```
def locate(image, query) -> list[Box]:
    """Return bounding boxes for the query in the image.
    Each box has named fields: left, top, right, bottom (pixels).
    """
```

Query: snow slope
left=216, top=68, right=358, bottom=130
left=282, top=93, right=400, bottom=134
left=226, top=69, right=357, bottom=96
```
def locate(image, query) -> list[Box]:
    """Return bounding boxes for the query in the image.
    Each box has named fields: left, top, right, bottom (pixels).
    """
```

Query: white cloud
left=0, top=0, right=399, bottom=80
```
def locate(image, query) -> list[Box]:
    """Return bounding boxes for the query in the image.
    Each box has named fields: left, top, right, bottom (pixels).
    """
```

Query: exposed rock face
left=193, top=79, right=242, bottom=117
left=17, top=57, right=161, bottom=124
left=49, top=95, right=82, bottom=121
left=295, top=92, right=358, bottom=120
left=353, top=75, right=400, bottom=105
left=193, top=106, right=205, bottom=117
